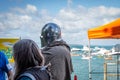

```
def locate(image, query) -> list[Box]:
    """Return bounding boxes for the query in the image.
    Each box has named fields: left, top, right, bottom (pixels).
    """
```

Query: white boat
left=81, top=45, right=89, bottom=51
left=107, top=47, right=120, bottom=55
left=93, top=46, right=101, bottom=51
left=91, top=48, right=109, bottom=56
left=71, top=48, right=81, bottom=52
left=81, top=54, right=92, bottom=60
left=108, top=44, right=120, bottom=55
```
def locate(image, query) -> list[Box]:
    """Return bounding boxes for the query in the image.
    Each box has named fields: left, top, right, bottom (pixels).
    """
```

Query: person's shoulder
left=17, top=73, right=35, bottom=80
left=0, top=51, right=8, bottom=59
left=0, top=51, right=5, bottom=56
left=53, top=45, right=69, bottom=51
left=17, top=76, right=32, bottom=80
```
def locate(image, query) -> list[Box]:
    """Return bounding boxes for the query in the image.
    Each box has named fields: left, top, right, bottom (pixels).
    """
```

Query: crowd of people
left=0, top=23, right=73, bottom=80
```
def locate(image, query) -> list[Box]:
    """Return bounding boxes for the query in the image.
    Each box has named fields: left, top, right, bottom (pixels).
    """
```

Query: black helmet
left=40, top=23, right=61, bottom=47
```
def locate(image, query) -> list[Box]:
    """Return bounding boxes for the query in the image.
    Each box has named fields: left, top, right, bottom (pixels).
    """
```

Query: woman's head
left=13, top=39, right=44, bottom=74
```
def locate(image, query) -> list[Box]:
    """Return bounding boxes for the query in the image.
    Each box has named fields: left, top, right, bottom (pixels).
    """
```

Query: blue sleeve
left=17, top=76, right=32, bottom=80
left=1, top=52, right=12, bottom=72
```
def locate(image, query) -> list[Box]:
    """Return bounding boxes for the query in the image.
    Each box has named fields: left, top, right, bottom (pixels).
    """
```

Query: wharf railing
left=104, top=54, right=120, bottom=80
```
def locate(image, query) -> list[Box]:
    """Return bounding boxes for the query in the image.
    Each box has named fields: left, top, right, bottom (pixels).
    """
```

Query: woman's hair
left=13, top=39, right=44, bottom=79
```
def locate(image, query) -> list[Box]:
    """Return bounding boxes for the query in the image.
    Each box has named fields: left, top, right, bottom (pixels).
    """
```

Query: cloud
left=26, top=4, right=37, bottom=13
left=53, top=5, right=120, bottom=45
left=0, top=4, right=120, bottom=45
left=11, top=4, right=37, bottom=14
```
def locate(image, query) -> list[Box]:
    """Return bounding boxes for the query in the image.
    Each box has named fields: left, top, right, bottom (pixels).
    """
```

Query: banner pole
left=88, top=39, right=92, bottom=80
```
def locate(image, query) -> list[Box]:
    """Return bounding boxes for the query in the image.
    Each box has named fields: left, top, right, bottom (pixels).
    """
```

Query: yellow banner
left=0, top=38, right=19, bottom=63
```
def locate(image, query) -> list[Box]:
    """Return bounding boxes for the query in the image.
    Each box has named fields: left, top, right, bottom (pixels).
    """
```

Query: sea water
left=70, top=44, right=113, bottom=80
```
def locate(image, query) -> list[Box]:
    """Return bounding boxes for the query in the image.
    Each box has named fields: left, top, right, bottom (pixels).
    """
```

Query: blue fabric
left=0, top=51, right=11, bottom=80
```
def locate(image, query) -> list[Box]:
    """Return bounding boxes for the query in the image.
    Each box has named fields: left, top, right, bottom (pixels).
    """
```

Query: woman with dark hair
left=13, top=39, right=50, bottom=80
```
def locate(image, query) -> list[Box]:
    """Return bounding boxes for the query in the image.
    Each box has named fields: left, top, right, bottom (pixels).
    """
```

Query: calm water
left=70, top=45, right=113, bottom=80
left=71, top=56, right=104, bottom=80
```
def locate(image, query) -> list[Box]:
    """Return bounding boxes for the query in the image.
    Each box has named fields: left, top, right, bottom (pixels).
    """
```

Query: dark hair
left=13, top=39, right=44, bottom=79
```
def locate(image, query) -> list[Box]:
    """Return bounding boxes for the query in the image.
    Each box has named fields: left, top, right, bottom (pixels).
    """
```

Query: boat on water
left=71, top=48, right=81, bottom=52
left=91, top=48, right=110, bottom=56
left=103, top=47, right=120, bottom=55
left=81, top=54, right=92, bottom=60
left=93, top=46, right=101, bottom=51
left=81, top=45, right=89, bottom=51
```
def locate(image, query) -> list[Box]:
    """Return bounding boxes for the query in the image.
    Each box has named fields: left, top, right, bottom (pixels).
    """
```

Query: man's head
left=40, top=23, right=61, bottom=47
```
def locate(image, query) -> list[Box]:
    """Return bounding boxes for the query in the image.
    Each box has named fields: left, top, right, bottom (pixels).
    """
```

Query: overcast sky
left=0, top=0, right=120, bottom=46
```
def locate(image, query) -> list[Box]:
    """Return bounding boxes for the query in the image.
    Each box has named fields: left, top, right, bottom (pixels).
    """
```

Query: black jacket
left=16, top=67, right=50, bottom=80
left=42, top=40, right=73, bottom=80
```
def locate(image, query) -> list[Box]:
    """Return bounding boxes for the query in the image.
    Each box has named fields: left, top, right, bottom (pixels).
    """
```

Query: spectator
left=0, top=51, right=13, bottom=80
left=13, top=39, right=50, bottom=80
left=40, top=23, right=73, bottom=80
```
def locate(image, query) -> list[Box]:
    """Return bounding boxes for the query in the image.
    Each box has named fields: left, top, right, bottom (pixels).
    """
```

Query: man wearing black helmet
left=40, top=23, right=73, bottom=80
